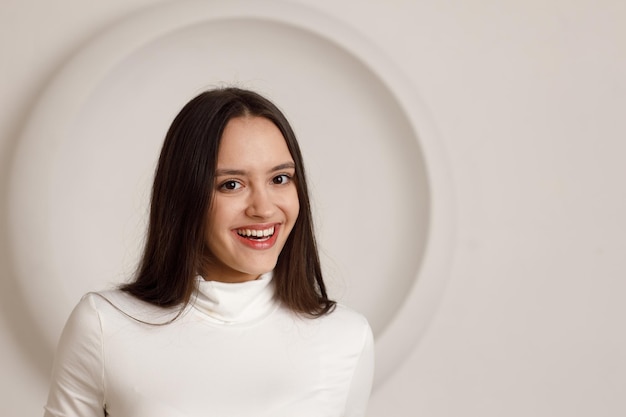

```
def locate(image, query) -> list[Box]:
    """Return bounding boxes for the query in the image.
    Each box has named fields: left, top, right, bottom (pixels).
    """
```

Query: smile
left=236, top=226, right=275, bottom=240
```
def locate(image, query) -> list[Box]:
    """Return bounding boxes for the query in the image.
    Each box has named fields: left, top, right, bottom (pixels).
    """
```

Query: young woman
left=44, top=87, right=374, bottom=417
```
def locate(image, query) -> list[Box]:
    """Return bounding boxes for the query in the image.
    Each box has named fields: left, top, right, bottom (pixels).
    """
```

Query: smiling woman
left=43, top=88, right=374, bottom=417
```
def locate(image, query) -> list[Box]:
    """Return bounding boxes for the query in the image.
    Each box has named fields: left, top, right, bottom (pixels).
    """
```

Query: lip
left=232, top=223, right=281, bottom=250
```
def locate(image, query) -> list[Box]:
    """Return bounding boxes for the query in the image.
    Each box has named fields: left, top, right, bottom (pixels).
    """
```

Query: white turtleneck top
left=43, top=273, right=374, bottom=417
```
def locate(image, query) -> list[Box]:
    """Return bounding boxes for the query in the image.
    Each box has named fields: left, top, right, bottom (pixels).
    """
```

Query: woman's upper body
left=43, top=273, right=374, bottom=417
left=44, top=88, right=375, bottom=416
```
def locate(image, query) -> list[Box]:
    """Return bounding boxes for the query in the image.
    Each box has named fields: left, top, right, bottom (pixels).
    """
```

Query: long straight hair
left=121, top=87, right=335, bottom=317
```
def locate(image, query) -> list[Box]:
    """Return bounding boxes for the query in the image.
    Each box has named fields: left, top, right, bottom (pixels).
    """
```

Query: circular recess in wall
left=7, top=0, right=454, bottom=388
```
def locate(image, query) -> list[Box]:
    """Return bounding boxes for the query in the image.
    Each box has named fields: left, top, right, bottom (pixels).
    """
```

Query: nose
left=245, top=186, right=275, bottom=219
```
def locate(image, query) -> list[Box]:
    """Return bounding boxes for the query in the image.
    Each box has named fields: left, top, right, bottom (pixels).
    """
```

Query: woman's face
left=202, top=116, right=300, bottom=282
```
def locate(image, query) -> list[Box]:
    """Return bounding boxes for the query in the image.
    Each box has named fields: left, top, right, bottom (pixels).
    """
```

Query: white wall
left=1, top=0, right=624, bottom=416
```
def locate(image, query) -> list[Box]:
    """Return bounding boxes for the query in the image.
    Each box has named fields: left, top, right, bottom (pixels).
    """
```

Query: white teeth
left=237, top=226, right=275, bottom=238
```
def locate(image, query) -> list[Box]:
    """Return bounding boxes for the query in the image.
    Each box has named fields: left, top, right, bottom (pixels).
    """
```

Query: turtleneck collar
left=191, top=272, right=277, bottom=324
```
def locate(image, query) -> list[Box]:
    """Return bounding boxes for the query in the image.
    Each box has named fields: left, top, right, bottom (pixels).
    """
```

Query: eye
left=272, top=174, right=292, bottom=185
left=220, top=180, right=242, bottom=191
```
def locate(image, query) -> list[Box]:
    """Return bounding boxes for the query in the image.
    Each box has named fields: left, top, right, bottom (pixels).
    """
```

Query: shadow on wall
left=0, top=0, right=159, bottom=380
left=1, top=95, right=55, bottom=378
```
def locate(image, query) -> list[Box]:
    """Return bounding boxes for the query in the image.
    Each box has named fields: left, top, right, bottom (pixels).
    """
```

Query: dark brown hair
left=121, top=87, right=335, bottom=316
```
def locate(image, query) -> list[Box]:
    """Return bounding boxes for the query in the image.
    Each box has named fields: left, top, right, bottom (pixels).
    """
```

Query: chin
left=246, top=262, right=278, bottom=277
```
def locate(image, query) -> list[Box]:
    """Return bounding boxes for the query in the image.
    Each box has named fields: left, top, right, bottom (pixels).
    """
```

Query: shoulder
left=73, top=290, right=137, bottom=319
left=71, top=289, right=181, bottom=327
left=322, top=303, right=369, bottom=328
left=326, top=303, right=370, bottom=328
left=316, top=303, right=373, bottom=346
left=59, top=293, right=104, bottom=343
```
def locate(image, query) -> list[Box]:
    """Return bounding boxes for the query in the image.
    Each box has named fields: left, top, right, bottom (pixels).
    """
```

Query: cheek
left=207, top=196, right=238, bottom=227
left=288, top=189, right=300, bottom=222
left=205, top=202, right=229, bottom=243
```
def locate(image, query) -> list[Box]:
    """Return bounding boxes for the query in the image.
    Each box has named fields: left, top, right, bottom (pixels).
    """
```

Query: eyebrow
left=215, top=162, right=296, bottom=177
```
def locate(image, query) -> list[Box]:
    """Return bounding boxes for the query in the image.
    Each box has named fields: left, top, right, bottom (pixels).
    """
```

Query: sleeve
left=343, top=321, right=375, bottom=417
left=44, top=294, right=106, bottom=417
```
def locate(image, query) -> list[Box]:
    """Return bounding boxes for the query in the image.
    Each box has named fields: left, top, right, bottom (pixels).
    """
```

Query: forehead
left=217, top=116, right=293, bottom=168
